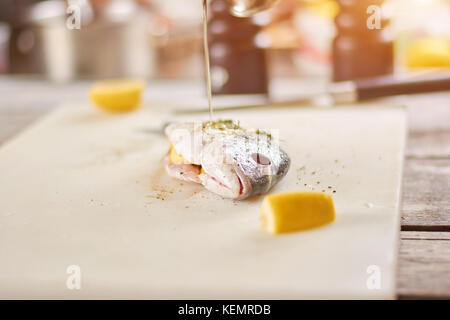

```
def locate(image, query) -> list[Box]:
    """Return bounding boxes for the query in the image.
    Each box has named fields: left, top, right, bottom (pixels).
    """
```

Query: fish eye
left=251, top=153, right=271, bottom=166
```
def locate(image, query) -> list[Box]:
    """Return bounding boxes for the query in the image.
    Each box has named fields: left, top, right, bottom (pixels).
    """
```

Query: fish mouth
left=205, top=172, right=244, bottom=194
left=199, top=165, right=250, bottom=199
left=165, top=153, right=248, bottom=199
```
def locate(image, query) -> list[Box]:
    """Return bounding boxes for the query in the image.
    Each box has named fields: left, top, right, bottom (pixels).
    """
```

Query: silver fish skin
left=165, top=120, right=290, bottom=200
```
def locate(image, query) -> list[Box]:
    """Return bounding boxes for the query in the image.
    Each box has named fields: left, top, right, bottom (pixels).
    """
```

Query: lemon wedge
left=406, top=37, right=450, bottom=69
left=89, top=79, right=145, bottom=112
left=260, top=191, right=335, bottom=235
left=169, top=144, right=191, bottom=164
left=169, top=144, right=206, bottom=174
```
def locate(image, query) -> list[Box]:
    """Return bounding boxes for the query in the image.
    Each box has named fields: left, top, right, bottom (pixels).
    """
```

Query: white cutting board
left=0, top=104, right=406, bottom=299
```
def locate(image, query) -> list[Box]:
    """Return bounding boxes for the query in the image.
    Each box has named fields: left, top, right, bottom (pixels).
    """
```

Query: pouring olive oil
left=202, top=0, right=214, bottom=123
left=202, top=0, right=279, bottom=121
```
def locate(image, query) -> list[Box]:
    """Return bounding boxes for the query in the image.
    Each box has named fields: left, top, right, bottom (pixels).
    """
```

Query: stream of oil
left=203, top=0, right=214, bottom=123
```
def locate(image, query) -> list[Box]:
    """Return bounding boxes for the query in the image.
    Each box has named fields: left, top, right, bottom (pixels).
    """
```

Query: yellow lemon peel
left=260, top=191, right=335, bottom=235
left=89, top=79, right=144, bottom=112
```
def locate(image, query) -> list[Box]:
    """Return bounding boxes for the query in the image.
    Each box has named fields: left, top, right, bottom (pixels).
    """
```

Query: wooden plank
left=398, top=231, right=450, bottom=299
left=401, top=159, right=450, bottom=229
left=401, top=231, right=450, bottom=240
left=407, top=131, right=450, bottom=159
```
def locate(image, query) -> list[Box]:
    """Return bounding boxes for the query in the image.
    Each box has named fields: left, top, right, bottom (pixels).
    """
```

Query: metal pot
left=8, top=0, right=155, bottom=82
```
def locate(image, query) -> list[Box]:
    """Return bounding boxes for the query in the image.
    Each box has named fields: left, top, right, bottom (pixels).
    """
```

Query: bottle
left=332, top=0, right=393, bottom=81
left=207, top=0, right=269, bottom=95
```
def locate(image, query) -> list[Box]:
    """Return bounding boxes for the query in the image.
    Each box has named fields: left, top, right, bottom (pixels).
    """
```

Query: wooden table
left=0, top=76, right=449, bottom=299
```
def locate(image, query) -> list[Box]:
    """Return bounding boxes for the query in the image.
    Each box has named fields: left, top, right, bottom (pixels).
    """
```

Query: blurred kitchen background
left=0, top=0, right=449, bottom=84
